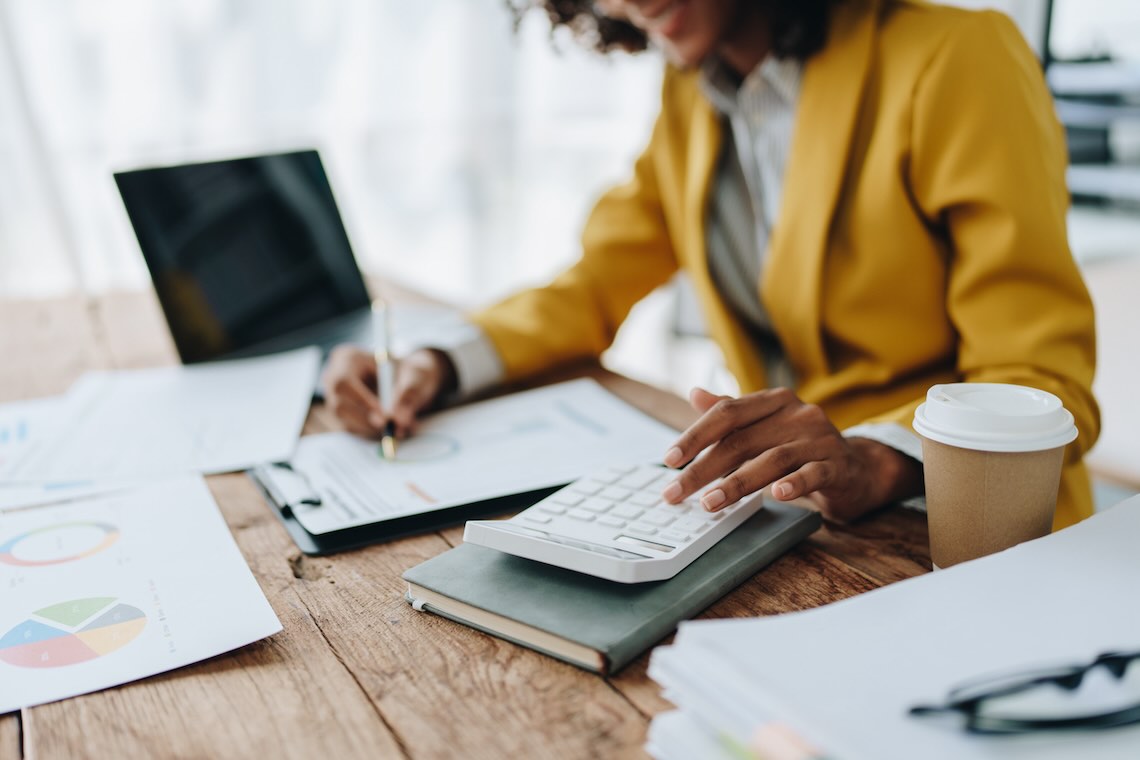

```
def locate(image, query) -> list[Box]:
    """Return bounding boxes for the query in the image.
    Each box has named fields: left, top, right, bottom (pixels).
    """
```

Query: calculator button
left=568, top=508, right=596, bottom=521
left=552, top=492, right=584, bottom=507
left=580, top=497, right=616, bottom=514
left=641, top=512, right=675, bottom=527
left=537, top=502, right=567, bottom=515
left=629, top=491, right=661, bottom=507
left=592, top=470, right=624, bottom=484
left=522, top=512, right=552, bottom=524
left=660, top=501, right=689, bottom=514
left=619, top=470, right=661, bottom=490
left=658, top=530, right=691, bottom=544
left=674, top=518, right=710, bottom=533
left=600, top=486, right=633, bottom=501
left=626, top=523, right=658, bottom=536
left=569, top=481, right=604, bottom=496
left=610, top=504, right=644, bottom=520
left=597, top=516, right=626, bottom=528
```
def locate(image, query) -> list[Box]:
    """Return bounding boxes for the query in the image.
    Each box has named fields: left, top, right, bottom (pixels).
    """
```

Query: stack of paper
left=648, top=496, right=1140, bottom=760
left=0, top=348, right=319, bottom=509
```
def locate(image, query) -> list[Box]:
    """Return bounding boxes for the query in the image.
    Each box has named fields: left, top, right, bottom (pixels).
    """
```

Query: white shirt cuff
left=400, top=322, right=504, bottom=401
left=842, top=422, right=927, bottom=512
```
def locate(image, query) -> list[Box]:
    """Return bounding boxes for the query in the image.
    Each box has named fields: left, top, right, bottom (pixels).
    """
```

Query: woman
left=324, top=0, right=1098, bottom=529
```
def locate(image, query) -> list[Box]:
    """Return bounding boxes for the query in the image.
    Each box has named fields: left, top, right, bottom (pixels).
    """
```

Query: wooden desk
left=0, top=291, right=931, bottom=759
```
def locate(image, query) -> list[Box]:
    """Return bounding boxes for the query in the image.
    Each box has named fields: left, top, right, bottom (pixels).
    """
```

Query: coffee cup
left=913, top=383, right=1077, bottom=569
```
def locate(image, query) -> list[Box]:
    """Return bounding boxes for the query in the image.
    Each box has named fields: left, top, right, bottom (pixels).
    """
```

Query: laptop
left=114, top=149, right=374, bottom=366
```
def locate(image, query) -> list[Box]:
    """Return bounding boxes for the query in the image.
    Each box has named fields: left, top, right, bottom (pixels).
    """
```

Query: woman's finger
left=664, top=388, right=795, bottom=470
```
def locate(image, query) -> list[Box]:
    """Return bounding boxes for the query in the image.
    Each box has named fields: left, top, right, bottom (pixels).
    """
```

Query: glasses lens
left=976, top=659, right=1140, bottom=723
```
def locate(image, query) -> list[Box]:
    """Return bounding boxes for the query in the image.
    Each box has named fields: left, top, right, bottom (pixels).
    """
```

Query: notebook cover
left=402, top=500, right=821, bottom=674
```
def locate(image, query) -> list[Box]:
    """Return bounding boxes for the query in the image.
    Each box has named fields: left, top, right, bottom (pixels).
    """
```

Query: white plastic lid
left=912, top=383, right=1078, bottom=452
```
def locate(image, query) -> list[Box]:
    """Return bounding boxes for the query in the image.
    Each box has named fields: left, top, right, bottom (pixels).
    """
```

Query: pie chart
left=0, top=597, right=147, bottom=668
left=0, top=522, right=120, bottom=567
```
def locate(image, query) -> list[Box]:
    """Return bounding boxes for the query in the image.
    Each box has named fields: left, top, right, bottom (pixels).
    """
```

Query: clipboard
left=249, top=462, right=560, bottom=555
left=246, top=379, right=681, bottom=556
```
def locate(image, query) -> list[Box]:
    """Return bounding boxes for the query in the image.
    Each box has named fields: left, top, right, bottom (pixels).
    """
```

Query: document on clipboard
left=251, top=379, right=680, bottom=554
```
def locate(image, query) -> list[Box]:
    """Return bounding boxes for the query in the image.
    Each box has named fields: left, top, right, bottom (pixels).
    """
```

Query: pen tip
left=381, top=436, right=397, bottom=461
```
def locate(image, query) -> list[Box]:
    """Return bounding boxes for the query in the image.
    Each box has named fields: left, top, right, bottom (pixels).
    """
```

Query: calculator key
left=610, top=504, right=644, bottom=520
left=597, top=516, right=627, bottom=528
left=537, top=502, right=567, bottom=515
left=629, top=491, right=662, bottom=507
left=626, top=523, right=658, bottom=536
left=658, top=530, right=692, bottom=544
left=674, top=517, right=710, bottom=533
left=522, top=512, right=552, bottom=524
left=619, top=469, right=660, bottom=490
left=580, top=497, right=616, bottom=514
left=568, top=508, right=597, bottom=521
left=570, top=481, right=605, bottom=496
left=660, top=501, right=689, bottom=514
left=600, top=486, right=633, bottom=501
left=551, top=492, right=584, bottom=507
left=642, top=512, right=676, bottom=527
left=592, top=470, right=625, bottom=484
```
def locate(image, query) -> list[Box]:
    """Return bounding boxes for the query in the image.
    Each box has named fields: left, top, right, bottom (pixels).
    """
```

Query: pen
left=372, top=300, right=398, bottom=460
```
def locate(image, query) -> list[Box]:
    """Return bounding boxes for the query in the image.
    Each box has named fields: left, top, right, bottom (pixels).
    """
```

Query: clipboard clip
left=250, top=462, right=322, bottom=516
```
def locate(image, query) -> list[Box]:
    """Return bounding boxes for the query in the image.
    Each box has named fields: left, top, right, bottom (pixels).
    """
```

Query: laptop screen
left=115, top=150, right=372, bottom=363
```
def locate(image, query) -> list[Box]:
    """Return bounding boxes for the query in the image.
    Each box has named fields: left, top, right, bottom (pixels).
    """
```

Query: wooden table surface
left=0, top=291, right=931, bottom=760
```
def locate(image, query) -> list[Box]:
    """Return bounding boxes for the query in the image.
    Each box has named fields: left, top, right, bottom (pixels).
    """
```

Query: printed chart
left=0, top=521, right=120, bottom=566
left=1, top=597, right=147, bottom=668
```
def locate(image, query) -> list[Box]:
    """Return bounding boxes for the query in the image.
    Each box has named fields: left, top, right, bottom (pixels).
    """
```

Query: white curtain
left=0, top=0, right=662, bottom=302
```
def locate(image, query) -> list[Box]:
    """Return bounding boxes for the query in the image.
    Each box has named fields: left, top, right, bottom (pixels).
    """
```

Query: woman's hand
left=661, top=387, right=923, bottom=523
left=321, top=346, right=457, bottom=438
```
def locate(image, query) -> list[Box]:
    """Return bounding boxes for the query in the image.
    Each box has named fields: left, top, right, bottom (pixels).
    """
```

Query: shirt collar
left=700, top=55, right=803, bottom=116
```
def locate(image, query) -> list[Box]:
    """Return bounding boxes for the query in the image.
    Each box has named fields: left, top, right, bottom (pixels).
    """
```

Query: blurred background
left=0, top=0, right=1137, bottom=497
left=2, top=0, right=1137, bottom=300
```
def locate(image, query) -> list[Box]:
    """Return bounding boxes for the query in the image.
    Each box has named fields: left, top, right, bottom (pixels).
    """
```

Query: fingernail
left=369, top=413, right=384, bottom=428
left=702, top=489, right=726, bottom=511
left=663, top=446, right=684, bottom=467
left=775, top=482, right=792, bottom=499
left=662, top=481, right=683, bottom=503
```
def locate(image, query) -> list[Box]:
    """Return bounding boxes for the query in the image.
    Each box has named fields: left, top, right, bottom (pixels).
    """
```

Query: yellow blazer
left=470, top=0, right=1099, bottom=528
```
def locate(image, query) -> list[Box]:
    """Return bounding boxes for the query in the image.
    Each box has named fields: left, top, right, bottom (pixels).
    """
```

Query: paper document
left=0, top=476, right=281, bottom=712
left=0, top=397, right=127, bottom=511
left=1, top=348, right=319, bottom=483
left=281, top=378, right=679, bottom=535
left=648, top=495, right=1140, bottom=760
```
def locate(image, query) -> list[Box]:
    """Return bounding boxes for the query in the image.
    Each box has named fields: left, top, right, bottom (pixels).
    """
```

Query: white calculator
left=463, top=463, right=767, bottom=583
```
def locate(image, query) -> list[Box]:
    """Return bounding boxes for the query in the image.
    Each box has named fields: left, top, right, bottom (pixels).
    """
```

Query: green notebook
left=403, top=501, right=821, bottom=675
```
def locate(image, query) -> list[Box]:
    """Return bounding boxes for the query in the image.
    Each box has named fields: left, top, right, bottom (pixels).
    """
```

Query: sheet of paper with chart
left=1, top=348, right=319, bottom=483
left=0, top=397, right=128, bottom=511
left=0, top=476, right=281, bottom=712
left=285, top=378, right=680, bottom=535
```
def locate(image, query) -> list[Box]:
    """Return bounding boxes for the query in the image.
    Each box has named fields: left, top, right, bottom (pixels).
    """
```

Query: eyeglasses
left=908, top=650, right=1140, bottom=735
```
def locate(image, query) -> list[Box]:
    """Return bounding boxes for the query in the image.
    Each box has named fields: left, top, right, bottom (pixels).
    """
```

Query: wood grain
left=92, top=290, right=178, bottom=369
left=0, top=295, right=106, bottom=401
left=0, top=714, right=20, bottom=759
left=806, top=508, right=931, bottom=586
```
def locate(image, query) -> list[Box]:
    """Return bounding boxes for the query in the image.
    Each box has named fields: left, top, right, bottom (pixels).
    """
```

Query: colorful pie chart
left=0, top=597, right=147, bottom=668
left=0, top=522, right=120, bottom=567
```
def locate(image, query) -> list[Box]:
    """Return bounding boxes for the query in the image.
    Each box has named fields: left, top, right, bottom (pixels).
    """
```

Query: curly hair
left=505, top=0, right=844, bottom=61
